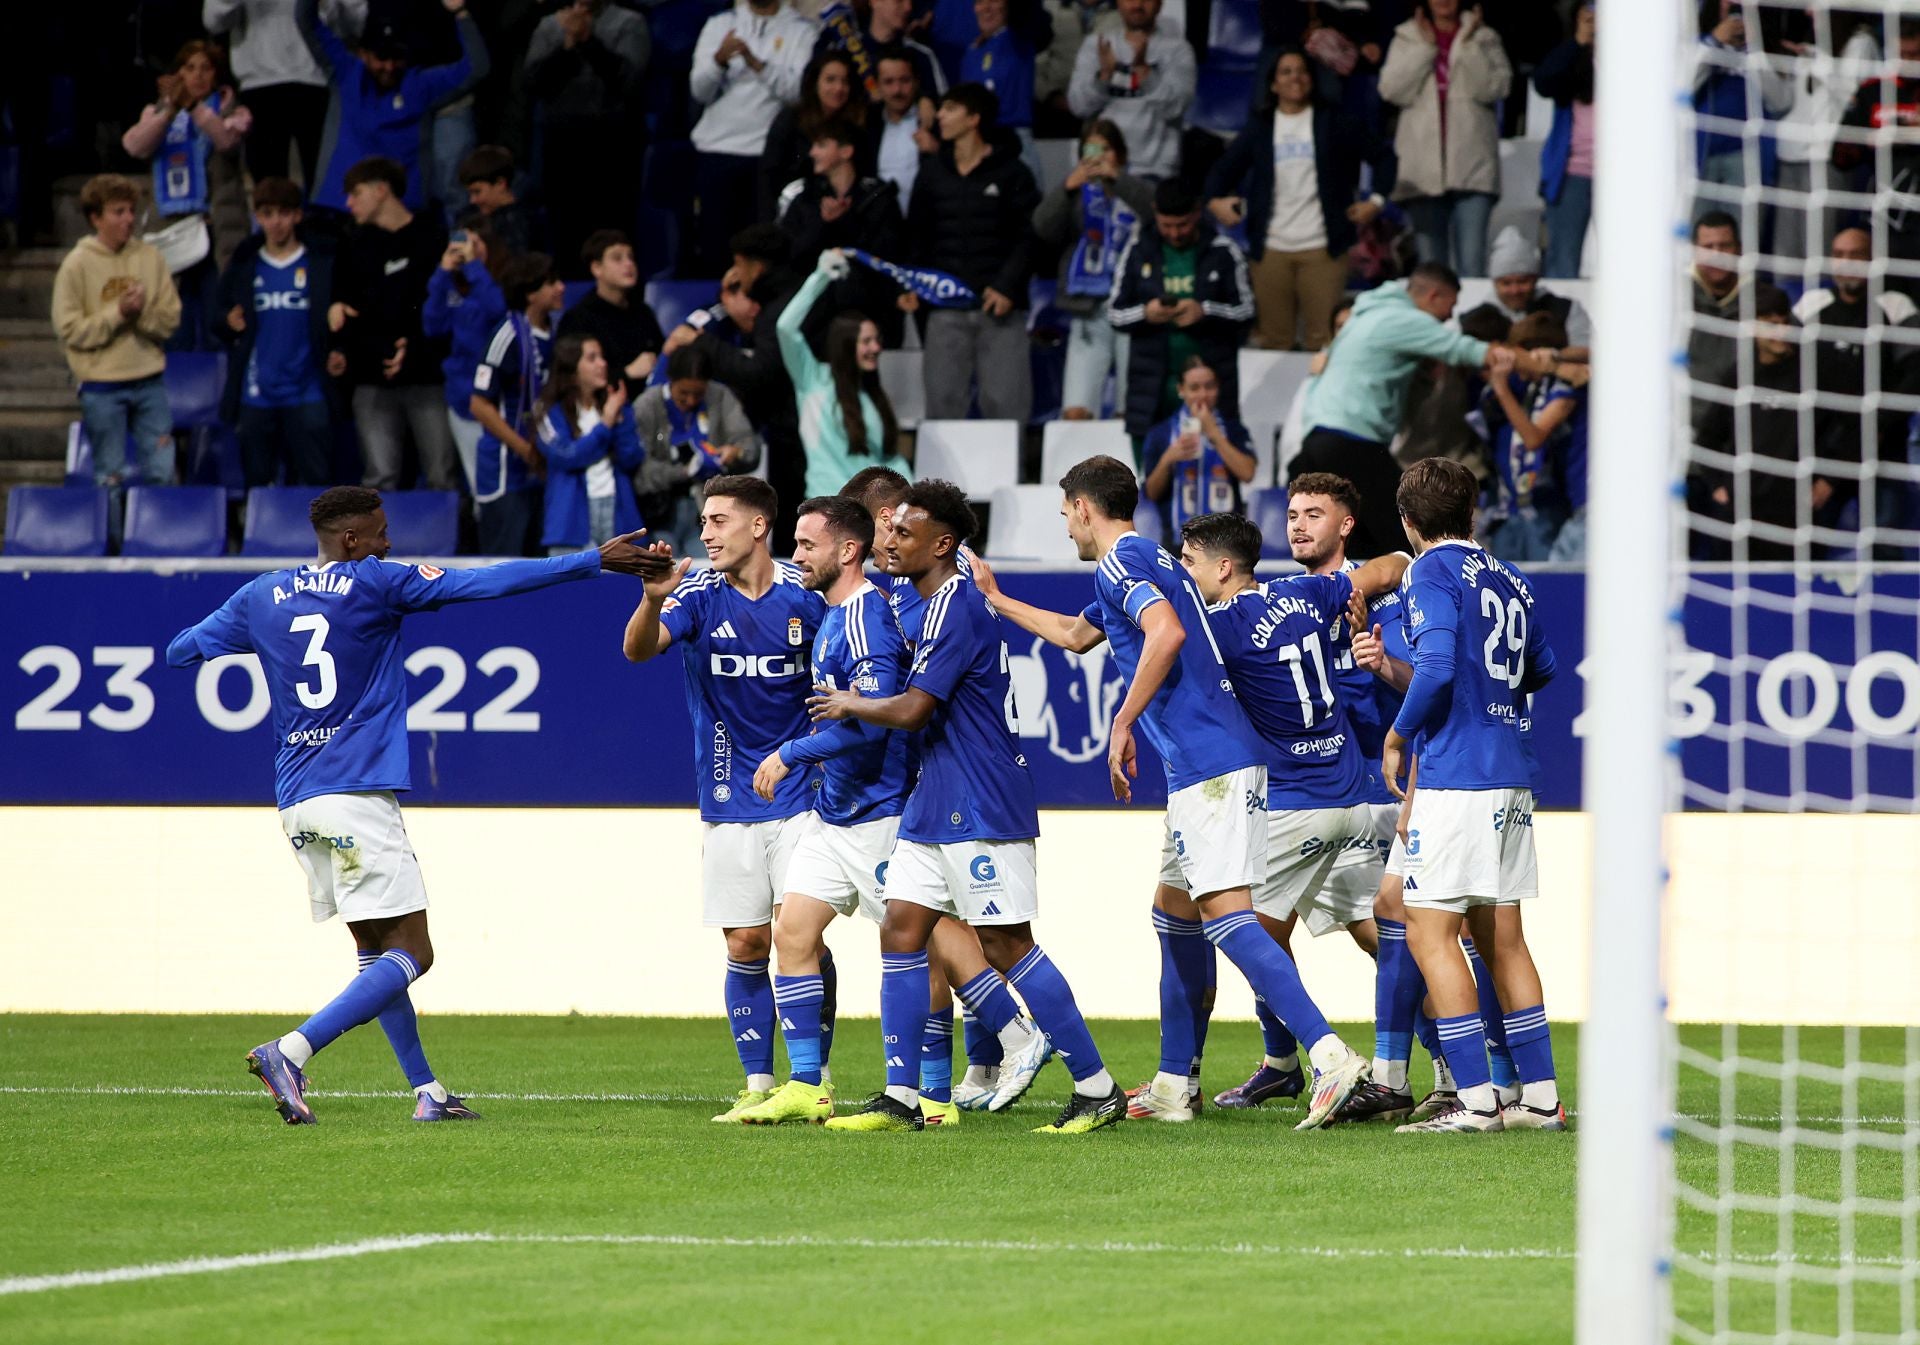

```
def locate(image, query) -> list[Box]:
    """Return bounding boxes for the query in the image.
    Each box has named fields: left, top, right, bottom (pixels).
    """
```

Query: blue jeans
left=1405, top=191, right=1495, bottom=277
left=1542, top=174, right=1592, bottom=280
left=430, top=99, right=477, bottom=227
left=79, top=374, right=174, bottom=486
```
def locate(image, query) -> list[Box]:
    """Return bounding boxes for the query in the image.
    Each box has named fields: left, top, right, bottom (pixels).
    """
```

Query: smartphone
left=449, top=229, right=469, bottom=245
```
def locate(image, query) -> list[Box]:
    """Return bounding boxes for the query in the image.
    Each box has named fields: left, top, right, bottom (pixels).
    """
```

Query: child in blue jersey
left=974, top=455, right=1372, bottom=1130
left=1382, top=457, right=1565, bottom=1134
left=533, top=336, right=645, bottom=553
left=621, top=475, right=831, bottom=1122
left=471, top=253, right=565, bottom=557
left=163, top=487, right=657, bottom=1125
left=811, top=481, right=1120, bottom=1135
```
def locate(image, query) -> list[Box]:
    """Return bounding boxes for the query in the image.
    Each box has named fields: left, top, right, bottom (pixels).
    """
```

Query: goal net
left=1582, top=2, right=1920, bottom=1341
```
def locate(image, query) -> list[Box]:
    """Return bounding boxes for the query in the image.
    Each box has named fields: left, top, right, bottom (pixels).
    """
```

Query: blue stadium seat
left=5, top=486, right=109, bottom=557
left=382, top=490, right=461, bottom=556
left=122, top=486, right=228, bottom=558
left=1207, top=0, right=1263, bottom=66
left=242, top=486, right=319, bottom=556
left=184, top=424, right=247, bottom=499
left=645, top=279, right=720, bottom=336
left=1248, top=486, right=1291, bottom=558
left=164, top=352, right=226, bottom=430
left=1191, top=63, right=1258, bottom=136
left=64, top=421, right=92, bottom=486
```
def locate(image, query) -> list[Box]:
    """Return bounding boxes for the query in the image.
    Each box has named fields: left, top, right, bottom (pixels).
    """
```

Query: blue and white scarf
left=845, top=249, right=977, bottom=308
left=1162, top=412, right=1243, bottom=534
left=154, top=107, right=211, bottom=217
left=1065, top=183, right=1137, bottom=299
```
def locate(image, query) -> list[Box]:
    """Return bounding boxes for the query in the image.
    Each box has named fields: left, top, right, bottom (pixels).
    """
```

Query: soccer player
left=812, top=481, right=1125, bottom=1135
left=163, top=486, right=659, bottom=1125
left=974, top=456, right=1373, bottom=1130
left=1155, top=511, right=1407, bottom=1122
left=622, top=475, right=832, bottom=1123
left=1381, top=458, right=1565, bottom=1133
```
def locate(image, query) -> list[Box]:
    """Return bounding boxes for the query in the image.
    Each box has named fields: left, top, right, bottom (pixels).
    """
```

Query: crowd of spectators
left=79, top=0, right=1920, bottom=568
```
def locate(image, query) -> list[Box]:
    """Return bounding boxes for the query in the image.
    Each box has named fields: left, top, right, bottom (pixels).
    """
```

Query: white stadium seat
left=1237, top=349, right=1317, bottom=430
left=1242, top=419, right=1279, bottom=489
left=880, top=350, right=924, bottom=427
left=913, top=420, right=1021, bottom=499
left=1039, top=419, right=1131, bottom=486
left=988, top=485, right=1082, bottom=562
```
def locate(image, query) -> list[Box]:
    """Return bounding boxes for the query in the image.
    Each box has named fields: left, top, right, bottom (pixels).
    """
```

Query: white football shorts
left=1320, top=800, right=1399, bottom=907
left=279, top=790, right=429, bottom=925
left=1256, top=802, right=1379, bottom=935
left=781, top=812, right=899, bottom=924
left=1159, top=765, right=1270, bottom=899
left=884, top=838, right=1038, bottom=926
left=1390, top=787, right=1539, bottom=913
left=702, top=813, right=810, bottom=927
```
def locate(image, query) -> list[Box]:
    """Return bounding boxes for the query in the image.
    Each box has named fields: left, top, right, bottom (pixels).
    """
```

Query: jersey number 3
left=290, top=614, right=338, bottom=709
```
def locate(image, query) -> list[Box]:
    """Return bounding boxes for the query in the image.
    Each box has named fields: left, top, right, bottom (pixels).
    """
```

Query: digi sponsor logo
left=710, top=654, right=802, bottom=678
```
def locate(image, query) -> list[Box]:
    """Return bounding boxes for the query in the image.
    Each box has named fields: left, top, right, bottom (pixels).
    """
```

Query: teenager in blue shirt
left=470, top=253, right=565, bottom=556
left=534, top=336, right=645, bottom=553
left=165, top=486, right=657, bottom=1125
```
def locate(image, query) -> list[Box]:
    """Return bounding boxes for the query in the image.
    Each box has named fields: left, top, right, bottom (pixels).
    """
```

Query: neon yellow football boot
left=711, top=1087, right=772, bottom=1123
left=736, top=1078, right=836, bottom=1125
left=919, top=1098, right=961, bottom=1129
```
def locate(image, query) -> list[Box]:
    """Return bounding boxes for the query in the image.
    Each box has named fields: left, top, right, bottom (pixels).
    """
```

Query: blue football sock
left=1502, top=1004, right=1555, bottom=1084
left=1007, top=945, right=1105, bottom=1083
left=1373, top=919, right=1419, bottom=1079
left=724, top=957, right=775, bottom=1081
left=1202, top=911, right=1333, bottom=1051
left=772, top=974, right=826, bottom=1085
left=1152, top=909, right=1212, bottom=1075
left=296, top=949, right=419, bottom=1056
left=818, top=948, right=838, bottom=1069
left=1434, top=1011, right=1494, bottom=1104
left=953, top=968, right=1019, bottom=1040
left=880, top=952, right=931, bottom=1091
left=919, top=1006, right=955, bottom=1103
left=356, top=950, right=434, bottom=1089
left=1254, top=994, right=1299, bottom=1064
left=960, top=1005, right=1002, bottom=1067
left=1465, top=939, right=1519, bottom=1088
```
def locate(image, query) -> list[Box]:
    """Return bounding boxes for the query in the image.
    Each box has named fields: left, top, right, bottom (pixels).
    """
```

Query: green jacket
left=777, top=268, right=913, bottom=499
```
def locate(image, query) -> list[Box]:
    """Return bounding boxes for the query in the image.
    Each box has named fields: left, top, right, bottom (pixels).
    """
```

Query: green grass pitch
left=0, top=1016, right=1907, bottom=1343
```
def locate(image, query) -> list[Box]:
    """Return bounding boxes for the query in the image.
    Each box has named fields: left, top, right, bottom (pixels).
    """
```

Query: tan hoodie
left=51, top=235, right=181, bottom=385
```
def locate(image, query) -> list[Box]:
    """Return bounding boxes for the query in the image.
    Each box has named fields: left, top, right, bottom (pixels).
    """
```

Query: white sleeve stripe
left=921, top=586, right=952, bottom=645
left=484, top=322, right=517, bottom=366
left=848, top=598, right=869, bottom=660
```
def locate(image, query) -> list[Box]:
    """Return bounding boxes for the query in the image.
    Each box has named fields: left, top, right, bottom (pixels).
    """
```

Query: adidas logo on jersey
left=885, top=1055, right=906, bottom=1068
left=735, top=1028, right=762, bottom=1043
left=713, top=621, right=738, bottom=639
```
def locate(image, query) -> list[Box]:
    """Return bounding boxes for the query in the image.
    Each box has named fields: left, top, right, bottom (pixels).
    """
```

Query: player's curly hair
left=1287, top=472, right=1361, bottom=517
left=903, top=479, right=977, bottom=548
left=309, top=486, right=383, bottom=532
left=1180, top=513, right=1262, bottom=575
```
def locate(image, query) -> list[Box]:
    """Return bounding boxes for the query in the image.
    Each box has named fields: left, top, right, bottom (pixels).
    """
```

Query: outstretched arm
left=807, top=683, right=940, bottom=732
left=389, top=533, right=660, bottom=612
left=165, top=584, right=255, bottom=666
left=622, top=551, right=691, bottom=663
left=969, top=552, right=1105, bottom=652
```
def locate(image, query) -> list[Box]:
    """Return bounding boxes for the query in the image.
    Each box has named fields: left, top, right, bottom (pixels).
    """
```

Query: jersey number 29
left=1479, top=589, right=1527, bottom=689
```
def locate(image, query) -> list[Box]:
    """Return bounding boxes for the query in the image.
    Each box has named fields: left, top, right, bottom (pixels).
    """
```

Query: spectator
left=296, top=0, right=486, bottom=220
left=688, top=0, right=816, bottom=277
left=1402, top=300, right=1507, bottom=480
left=1686, top=210, right=1746, bottom=420
left=1689, top=283, right=1807, bottom=562
left=120, top=40, right=254, bottom=352
left=525, top=0, right=648, bottom=279
left=1279, top=295, right=1355, bottom=475
left=633, top=344, right=762, bottom=555
left=1066, top=0, right=1195, bottom=185
left=1204, top=46, right=1390, bottom=352
left=903, top=83, right=1041, bottom=424
left=52, top=175, right=183, bottom=496
left=1483, top=310, right=1585, bottom=562
left=555, top=230, right=666, bottom=397
left=962, top=0, right=1037, bottom=151
left=760, top=50, right=867, bottom=222
left=1033, top=117, right=1152, bottom=419
left=867, top=49, right=940, bottom=212
left=1142, top=354, right=1257, bottom=535
left=1108, top=178, right=1253, bottom=448
left=330, top=156, right=457, bottom=491
left=456, top=145, right=537, bottom=257
left=1773, top=12, right=1880, bottom=272
left=423, top=215, right=506, bottom=495
left=778, top=249, right=911, bottom=497
left=1378, top=0, right=1511, bottom=277
left=1836, top=19, right=1920, bottom=303
left=778, top=118, right=908, bottom=346
left=1691, top=0, right=1791, bottom=201
left=923, top=0, right=1053, bottom=86
left=533, top=334, right=645, bottom=553
left=470, top=251, right=565, bottom=554
left=1533, top=0, right=1595, bottom=279
left=1793, top=226, right=1920, bottom=548
left=1459, top=227, right=1594, bottom=354
left=1037, top=0, right=1121, bottom=137
left=825, top=0, right=946, bottom=105
left=216, top=176, right=337, bottom=487
left=1293, top=262, right=1523, bottom=556
left=201, top=0, right=334, bottom=188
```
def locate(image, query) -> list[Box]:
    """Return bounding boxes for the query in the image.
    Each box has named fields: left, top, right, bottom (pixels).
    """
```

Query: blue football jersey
left=165, top=552, right=602, bottom=809
left=244, top=248, right=322, bottom=408
left=780, top=581, right=911, bottom=825
left=1393, top=540, right=1558, bottom=791
left=1332, top=558, right=1413, bottom=806
left=899, top=575, right=1040, bottom=844
left=659, top=561, right=826, bottom=822
left=1085, top=532, right=1262, bottom=793
left=1206, top=573, right=1366, bottom=810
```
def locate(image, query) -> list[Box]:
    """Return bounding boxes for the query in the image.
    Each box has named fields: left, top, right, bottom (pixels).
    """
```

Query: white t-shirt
left=1265, top=108, right=1327, bottom=255
left=577, top=404, right=616, bottom=499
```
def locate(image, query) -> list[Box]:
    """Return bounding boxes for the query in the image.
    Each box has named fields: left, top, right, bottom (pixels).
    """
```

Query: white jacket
left=690, top=2, right=817, bottom=158
left=1378, top=17, right=1511, bottom=200
left=1065, top=27, right=1196, bottom=182
left=202, top=0, right=350, bottom=90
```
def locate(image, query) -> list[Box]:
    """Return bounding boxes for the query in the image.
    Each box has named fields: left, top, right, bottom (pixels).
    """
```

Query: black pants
left=1288, top=428, right=1411, bottom=558
left=238, top=401, right=332, bottom=487
left=241, top=83, right=330, bottom=190
left=477, top=489, right=543, bottom=557
left=685, top=152, right=760, bottom=278
left=542, top=120, right=641, bottom=280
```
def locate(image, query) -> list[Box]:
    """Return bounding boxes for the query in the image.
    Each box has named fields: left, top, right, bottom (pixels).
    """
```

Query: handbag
left=142, top=214, right=210, bottom=275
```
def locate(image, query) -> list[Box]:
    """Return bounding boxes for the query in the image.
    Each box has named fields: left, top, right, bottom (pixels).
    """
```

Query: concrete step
left=0, top=409, right=73, bottom=465
left=0, top=362, right=70, bottom=393
left=0, top=388, right=78, bottom=414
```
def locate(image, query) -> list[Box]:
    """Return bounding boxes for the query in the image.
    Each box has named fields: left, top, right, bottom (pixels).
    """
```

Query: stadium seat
left=1248, top=487, right=1291, bottom=559
left=880, top=350, right=925, bottom=427
left=914, top=420, right=1021, bottom=500
left=1237, top=349, right=1317, bottom=431
left=163, top=352, right=225, bottom=430
left=1243, top=419, right=1280, bottom=489
left=988, top=485, right=1081, bottom=562
left=242, top=486, right=319, bottom=556
left=644, top=279, right=720, bottom=337
left=1040, top=419, right=1131, bottom=485
left=1190, top=63, right=1256, bottom=136
left=64, top=421, right=91, bottom=486
left=381, top=490, right=461, bottom=556
left=184, top=423, right=247, bottom=499
left=4, top=485, right=109, bottom=556
left=121, top=486, right=228, bottom=558
left=1134, top=491, right=1167, bottom=548
left=1207, top=0, right=1263, bottom=65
